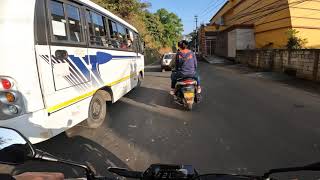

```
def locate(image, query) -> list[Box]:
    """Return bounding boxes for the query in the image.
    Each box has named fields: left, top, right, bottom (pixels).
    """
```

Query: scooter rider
left=170, top=40, right=201, bottom=95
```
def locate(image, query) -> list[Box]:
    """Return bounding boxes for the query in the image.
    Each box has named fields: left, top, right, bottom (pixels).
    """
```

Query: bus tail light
left=1, top=79, right=12, bottom=90
left=5, top=92, right=16, bottom=103
left=0, top=76, right=23, bottom=120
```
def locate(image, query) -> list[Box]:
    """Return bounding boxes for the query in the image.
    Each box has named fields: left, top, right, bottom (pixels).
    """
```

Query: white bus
left=0, top=0, right=144, bottom=144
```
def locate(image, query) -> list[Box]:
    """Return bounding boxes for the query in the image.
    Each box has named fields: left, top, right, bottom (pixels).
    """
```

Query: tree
left=188, top=30, right=198, bottom=50
left=144, top=12, right=164, bottom=46
left=92, top=0, right=149, bottom=18
left=286, top=29, right=308, bottom=49
left=154, top=9, right=183, bottom=48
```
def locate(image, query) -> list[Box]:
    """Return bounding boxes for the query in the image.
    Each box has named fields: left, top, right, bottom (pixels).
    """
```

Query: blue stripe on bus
left=41, top=52, right=139, bottom=88
left=112, top=56, right=136, bottom=58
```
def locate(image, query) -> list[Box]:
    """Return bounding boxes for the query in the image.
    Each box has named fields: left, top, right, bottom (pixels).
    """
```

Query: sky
left=144, top=0, right=227, bottom=34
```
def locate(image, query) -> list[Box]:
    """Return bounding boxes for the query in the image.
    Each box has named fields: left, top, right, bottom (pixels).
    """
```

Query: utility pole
left=194, top=15, right=198, bottom=53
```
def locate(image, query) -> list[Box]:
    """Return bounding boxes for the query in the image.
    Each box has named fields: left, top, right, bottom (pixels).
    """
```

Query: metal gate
left=205, top=36, right=216, bottom=56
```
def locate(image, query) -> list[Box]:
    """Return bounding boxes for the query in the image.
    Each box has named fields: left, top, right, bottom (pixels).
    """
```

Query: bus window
left=87, top=11, right=108, bottom=47
left=108, top=19, right=119, bottom=48
left=66, top=4, right=83, bottom=42
left=134, top=33, right=144, bottom=54
left=139, top=35, right=144, bottom=54
left=126, top=29, right=134, bottom=51
left=50, top=1, right=68, bottom=41
left=86, top=10, right=94, bottom=43
left=134, top=33, right=140, bottom=52
left=116, top=23, right=129, bottom=50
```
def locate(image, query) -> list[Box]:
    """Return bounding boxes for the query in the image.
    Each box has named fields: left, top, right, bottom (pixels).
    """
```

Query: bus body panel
left=37, top=45, right=140, bottom=113
left=0, top=0, right=144, bottom=143
left=87, top=48, right=139, bottom=101
left=0, top=96, right=91, bottom=144
left=0, top=0, right=44, bottom=113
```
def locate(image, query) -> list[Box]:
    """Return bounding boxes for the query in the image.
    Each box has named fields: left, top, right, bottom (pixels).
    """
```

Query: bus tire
left=136, top=73, right=143, bottom=88
left=87, top=93, right=109, bottom=128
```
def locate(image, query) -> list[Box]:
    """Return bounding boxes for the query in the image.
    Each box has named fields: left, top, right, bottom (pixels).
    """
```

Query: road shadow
left=11, top=133, right=129, bottom=178
left=218, top=64, right=259, bottom=74
left=106, top=95, right=196, bottom=167
left=272, top=77, right=320, bottom=96
left=126, top=86, right=183, bottom=110
left=145, top=73, right=171, bottom=79
left=216, top=63, right=320, bottom=96
left=145, top=65, right=161, bottom=72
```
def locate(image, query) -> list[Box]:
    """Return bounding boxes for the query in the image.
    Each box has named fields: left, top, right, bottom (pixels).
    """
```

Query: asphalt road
left=4, top=61, right=320, bottom=179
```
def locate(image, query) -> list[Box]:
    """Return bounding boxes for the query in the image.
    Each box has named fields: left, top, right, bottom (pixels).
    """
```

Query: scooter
left=174, top=77, right=200, bottom=111
left=1, top=126, right=320, bottom=180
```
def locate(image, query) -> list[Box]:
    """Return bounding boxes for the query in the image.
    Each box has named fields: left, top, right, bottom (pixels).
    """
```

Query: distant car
left=161, top=53, right=176, bottom=72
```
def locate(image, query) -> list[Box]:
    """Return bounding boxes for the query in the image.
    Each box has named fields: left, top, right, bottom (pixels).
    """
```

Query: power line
left=239, top=0, right=311, bottom=25
left=202, top=0, right=226, bottom=18
left=198, top=0, right=221, bottom=16
left=241, top=0, right=310, bottom=24
left=226, top=0, right=310, bottom=24
left=199, top=0, right=224, bottom=17
left=199, top=0, right=226, bottom=22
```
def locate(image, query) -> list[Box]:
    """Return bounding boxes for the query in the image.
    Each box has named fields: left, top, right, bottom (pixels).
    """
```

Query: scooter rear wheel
left=186, top=103, right=193, bottom=111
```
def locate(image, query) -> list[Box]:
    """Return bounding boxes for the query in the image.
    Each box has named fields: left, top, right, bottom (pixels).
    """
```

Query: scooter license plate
left=184, top=92, right=195, bottom=99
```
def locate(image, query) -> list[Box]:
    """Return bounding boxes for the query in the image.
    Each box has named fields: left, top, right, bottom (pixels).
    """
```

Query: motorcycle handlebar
left=94, top=176, right=119, bottom=180
left=65, top=177, right=119, bottom=180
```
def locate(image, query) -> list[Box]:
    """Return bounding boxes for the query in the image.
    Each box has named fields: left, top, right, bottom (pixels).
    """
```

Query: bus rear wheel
left=87, top=93, right=109, bottom=128
left=136, top=73, right=143, bottom=88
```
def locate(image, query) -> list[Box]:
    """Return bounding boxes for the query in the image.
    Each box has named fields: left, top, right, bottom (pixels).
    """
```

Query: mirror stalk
left=35, top=149, right=95, bottom=179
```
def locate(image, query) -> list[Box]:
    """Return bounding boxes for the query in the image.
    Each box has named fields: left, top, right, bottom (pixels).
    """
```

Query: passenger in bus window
left=127, top=39, right=133, bottom=49
left=120, top=39, right=128, bottom=49
left=110, top=34, right=120, bottom=48
left=101, top=36, right=109, bottom=47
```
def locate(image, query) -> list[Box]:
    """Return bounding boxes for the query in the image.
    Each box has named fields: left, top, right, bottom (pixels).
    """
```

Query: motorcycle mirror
left=0, top=127, right=35, bottom=165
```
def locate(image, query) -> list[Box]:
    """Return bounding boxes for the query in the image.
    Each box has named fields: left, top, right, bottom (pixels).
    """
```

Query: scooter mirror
left=0, top=127, right=35, bottom=165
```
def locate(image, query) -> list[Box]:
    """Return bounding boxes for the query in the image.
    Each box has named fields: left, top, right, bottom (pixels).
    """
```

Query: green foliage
left=91, top=0, right=183, bottom=63
left=286, top=29, right=308, bottom=49
left=92, top=0, right=149, bottom=18
left=154, top=8, right=183, bottom=48
left=144, top=12, right=164, bottom=45
left=188, top=30, right=197, bottom=49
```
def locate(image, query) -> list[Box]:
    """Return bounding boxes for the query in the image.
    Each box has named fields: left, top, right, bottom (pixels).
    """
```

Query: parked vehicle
left=1, top=127, right=320, bottom=180
left=0, top=0, right=144, bottom=144
left=161, top=53, right=176, bottom=72
left=173, top=76, right=200, bottom=111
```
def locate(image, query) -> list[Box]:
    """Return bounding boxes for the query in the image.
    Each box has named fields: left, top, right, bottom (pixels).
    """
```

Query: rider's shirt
left=176, top=49, right=197, bottom=76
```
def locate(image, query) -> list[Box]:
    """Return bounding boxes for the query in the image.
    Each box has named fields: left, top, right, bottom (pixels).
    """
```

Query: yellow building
left=208, top=0, right=320, bottom=58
